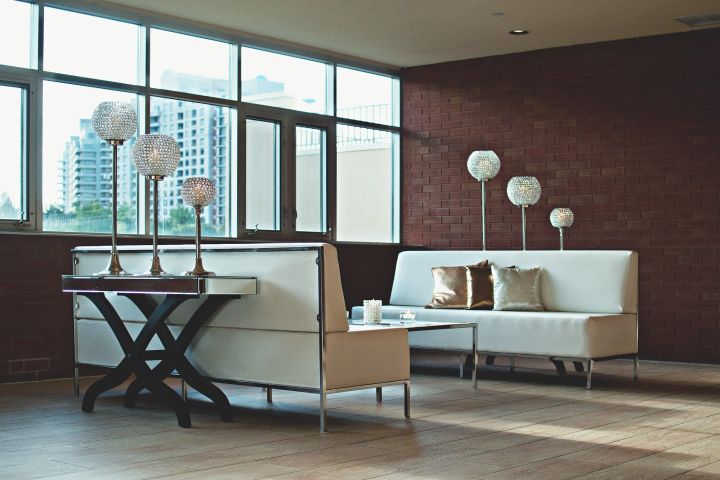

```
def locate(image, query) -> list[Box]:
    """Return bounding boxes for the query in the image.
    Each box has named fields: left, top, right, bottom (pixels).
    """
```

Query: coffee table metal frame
left=349, top=320, right=478, bottom=394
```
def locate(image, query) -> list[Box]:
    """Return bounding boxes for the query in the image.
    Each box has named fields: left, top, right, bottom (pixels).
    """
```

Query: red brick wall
left=402, top=29, right=720, bottom=363
left=0, top=234, right=409, bottom=383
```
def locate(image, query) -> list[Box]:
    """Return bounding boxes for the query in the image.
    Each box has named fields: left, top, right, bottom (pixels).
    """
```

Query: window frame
left=0, top=73, right=37, bottom=231
left=0, top=0, right=402, bottom=244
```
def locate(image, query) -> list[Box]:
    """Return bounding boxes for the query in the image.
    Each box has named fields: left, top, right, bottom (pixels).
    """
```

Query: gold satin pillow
left=426, top=261, right=489, bottom=309
left=466, top=266, right=494, bottom=310
left=492, top=265, right=544, bottom=311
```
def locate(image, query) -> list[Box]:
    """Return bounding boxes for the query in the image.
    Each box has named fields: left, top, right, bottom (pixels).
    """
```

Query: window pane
left=296, top=126, right=326, bottom=233
left=151, top=29, right=235, bottom=99
left=246, top=119, right=280, bottom=231
left=337, top=67, right=398, bottom=126
left=0, top=1, right=33, bottom=68
left=337, top=125, right=398, bottom=242
left=242, top=47, right=330, bottom=114
left=0, top=83, right=26, bottom=220
left=44, top=8, right=141, bottom=84
left=151, top=97, right=233, bottom=237
left=43, top=82, right=140, bottom=233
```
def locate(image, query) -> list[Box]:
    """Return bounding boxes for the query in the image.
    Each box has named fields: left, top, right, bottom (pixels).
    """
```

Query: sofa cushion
left=350, top=305, right=638, bottom=359
left=390, top=250, right=638, bottom=314
left=492, top=266, right=543, bottom=311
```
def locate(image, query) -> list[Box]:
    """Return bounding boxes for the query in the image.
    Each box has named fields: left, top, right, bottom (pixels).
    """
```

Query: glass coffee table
left=349, top=320, right=478, bottom=391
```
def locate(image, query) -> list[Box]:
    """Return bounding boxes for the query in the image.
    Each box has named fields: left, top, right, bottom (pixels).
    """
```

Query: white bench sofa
left=72, top=243, right=410, bottom=430
left=351, top=250, right=638, bottom=389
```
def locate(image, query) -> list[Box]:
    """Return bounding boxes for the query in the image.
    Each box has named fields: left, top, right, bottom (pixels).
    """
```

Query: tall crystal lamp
left=550, top=207, right=574, bottom=250
left=132, top=134, right=180, bottom=276
left=506, top=176, right=541, bottom=250
left=181, top=177, right=217, bottom=276
left=467, top=150, right=501, bottom=250
left=90, top=102, right=137, bottom=275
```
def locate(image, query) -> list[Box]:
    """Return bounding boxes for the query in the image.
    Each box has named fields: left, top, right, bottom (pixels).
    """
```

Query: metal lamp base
left=141, top=256, right=168, bottom=276
left=95, top=252, right=127, bottom=276
left=184, top=258, right=214, bottom=277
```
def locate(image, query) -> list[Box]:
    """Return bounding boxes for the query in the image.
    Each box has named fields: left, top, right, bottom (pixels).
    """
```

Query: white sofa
left=72, top=243, right=410, bottom=430
left=351, top=250, right=639, bottom=389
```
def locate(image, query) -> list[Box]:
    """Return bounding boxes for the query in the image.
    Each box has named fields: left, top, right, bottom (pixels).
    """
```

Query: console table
left=62, top=275, right=257, bottom=428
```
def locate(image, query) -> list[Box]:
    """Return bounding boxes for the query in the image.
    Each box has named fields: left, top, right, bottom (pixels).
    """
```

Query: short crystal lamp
left=90, top=101, right=137, bottom=275
left=506, top=176, right=541, bottom=250
left=467, top=150, right=501, bottom=250
left=550, top=207, right=574, bottom=250
left=132, top=134, right=180, bottom=276
left=181, top=177, right=217, bottom=276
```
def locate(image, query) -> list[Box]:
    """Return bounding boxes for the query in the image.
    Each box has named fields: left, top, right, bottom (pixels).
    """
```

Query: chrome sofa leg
left=459, top=354, right=464, bottom=378
left=633, top=355, right=639, bottom=382
left=266, top=387, right=273, bottom=403
left=74, top=365, right=80, bottom=397
left=510, top=357, right=515, bottom=373
left=404, top=381, right=410, bottom=419
left=320, top=392, right=327, bottom=432
left=181, top=379, right=188, bottom=402
left=376, top=387, right=382, bottom=403
left=586, top=359, right=593, bottom=390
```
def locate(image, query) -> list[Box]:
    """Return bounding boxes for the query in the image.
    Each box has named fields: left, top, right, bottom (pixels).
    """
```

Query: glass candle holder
left=363, top=299, right=382, bottom=325
left=399, top=310, right=417, bottom=325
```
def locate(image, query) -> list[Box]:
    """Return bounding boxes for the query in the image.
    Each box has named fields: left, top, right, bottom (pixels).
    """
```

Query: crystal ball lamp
left=467, top=150, right=501, bottom=181
left=466, top=150, right=501, bottom=250
left=132, top=134, right=180, bottom=179
left=132, top=134, right=180, bottom=275
left=550, top=207, right=574, bottom=250
left=181, top=177, right=217, bottom=276
left=91, top=102, right=137, bottom=144
left=506, top=176, right=541, bottom=251
left=507, top=176, right=542, bottom=207
left=90, top=101, right=137, bottom=276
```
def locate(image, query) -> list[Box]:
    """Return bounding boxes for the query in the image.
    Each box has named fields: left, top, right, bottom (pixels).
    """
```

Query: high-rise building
left=59, top=118, right=113, bottom=213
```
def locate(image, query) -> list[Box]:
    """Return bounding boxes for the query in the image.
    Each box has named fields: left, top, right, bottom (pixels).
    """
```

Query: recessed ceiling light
left=509, top=29, right=529, bottom=35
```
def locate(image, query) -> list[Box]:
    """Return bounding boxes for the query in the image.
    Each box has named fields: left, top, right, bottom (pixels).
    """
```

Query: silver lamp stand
left=507, top=176, right=542, bottom=251
left=467, top=150, right=501, bottom=250
left=90, top=101, right=137, bottom=275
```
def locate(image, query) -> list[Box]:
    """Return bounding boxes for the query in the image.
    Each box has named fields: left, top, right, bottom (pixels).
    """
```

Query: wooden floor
left=2, top=358, right=720, bottom=479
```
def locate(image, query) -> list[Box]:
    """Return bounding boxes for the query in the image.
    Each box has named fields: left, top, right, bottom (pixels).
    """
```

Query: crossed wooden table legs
left=80, top=292, right=239, bottom=428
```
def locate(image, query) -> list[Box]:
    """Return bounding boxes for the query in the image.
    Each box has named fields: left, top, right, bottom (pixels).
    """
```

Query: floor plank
left=1, top=358, right=720, bottom=479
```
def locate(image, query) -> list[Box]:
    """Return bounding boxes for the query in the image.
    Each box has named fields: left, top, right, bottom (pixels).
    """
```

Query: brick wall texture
left=402, top=29, right=720, bottom=363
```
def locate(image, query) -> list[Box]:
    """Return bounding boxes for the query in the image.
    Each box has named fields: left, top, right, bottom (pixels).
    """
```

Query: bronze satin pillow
left=466, top=266, right=494, bottom=310
left=426, top=261, right=489, bottom=309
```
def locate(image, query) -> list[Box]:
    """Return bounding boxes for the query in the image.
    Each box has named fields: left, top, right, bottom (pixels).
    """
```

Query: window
left=44, top=8, right=141, bottom=84
left=245, top=119, right=280, bottom=231
left=241, top=47, right=331, bottom=114
left=151, top=29, right=236, bottom=99
left=0, top=1, right=34, bottom=69
left=336, top=125, right=399, bottom=242
left=42, top=82, right=140, bottom=233
left=0, top=82, right=28, bottom=221
left=295, top=126, right=326, bottom=233
left=337, top=67, right=399, bottom=126
left=151, top=97, right=233, bottom=237
left=0, top=2, right=401, bottom=242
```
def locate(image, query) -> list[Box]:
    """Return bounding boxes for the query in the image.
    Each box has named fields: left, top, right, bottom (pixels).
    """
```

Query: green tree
left=0, top=193, right=18, bottom=219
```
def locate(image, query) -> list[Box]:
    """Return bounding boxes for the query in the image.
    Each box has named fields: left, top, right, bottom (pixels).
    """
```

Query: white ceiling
left=102, top=0, right=720, bottom=67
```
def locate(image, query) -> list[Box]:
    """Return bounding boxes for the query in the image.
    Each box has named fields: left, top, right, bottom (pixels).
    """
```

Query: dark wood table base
left=80, top=292, right=239, bottom=428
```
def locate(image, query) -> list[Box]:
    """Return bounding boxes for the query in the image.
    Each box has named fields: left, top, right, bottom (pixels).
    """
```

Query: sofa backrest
left=74, top=243, right=348, bottom=334
left=390, top=250, right=638, bottom=314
